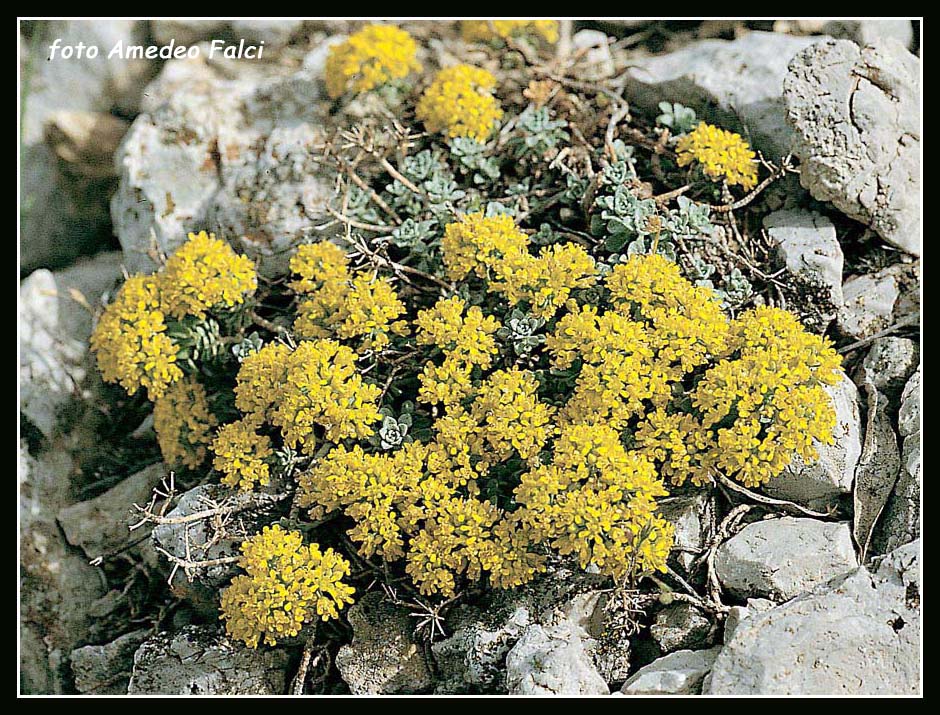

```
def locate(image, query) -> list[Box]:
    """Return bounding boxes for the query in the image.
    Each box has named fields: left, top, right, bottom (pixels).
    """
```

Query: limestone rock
left=621, top=647, right=721, bottom=695
left=127, top=626, right=289, bottom=694
left=715, top=517, right=858, bottom=600
left=335, top=592, right=433, bottom=694
left=764, top=375, right=862, bottom=509
left=619, top=32, right=824, bottom=157
left=707, top=540, right=920, bottom=694
left=505, top=622, right=609, bottom=695
left=70, top=630, right=149, bottom=694
left=784, top=39, right=921, bottom=256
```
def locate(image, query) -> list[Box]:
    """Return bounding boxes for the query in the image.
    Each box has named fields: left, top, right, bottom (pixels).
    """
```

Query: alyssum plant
left=91, top=22, right=842, bottom=650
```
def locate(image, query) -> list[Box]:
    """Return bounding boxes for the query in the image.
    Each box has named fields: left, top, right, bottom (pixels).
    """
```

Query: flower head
left=416, top=65, right=503, bottom=142
left=325, top=24, right=421, bottom=99
left=676, top=122, right=758, bottom=190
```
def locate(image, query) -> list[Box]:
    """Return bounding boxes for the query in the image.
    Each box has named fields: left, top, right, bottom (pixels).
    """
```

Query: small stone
left=763, top=209, right=843, bottom=319
left=855, top=337, right=919, bottom=403
left=335, top=592, right=433, bottom=694
left=822, top=20, right=914, bottom=49
left=571, top=30, right=615, bottom=80
left=715, top=517, right=858, bottom=601
left=838, top=268, right=903, bottom=339
left=659, top=492, right=714, bottom=571
left=229, top=20, right=304, bottom=49
left=621, top=647, right=722, bottom=695
left=127, top=626, right=289, bottom=694
left=505, top=622, right=609, bottom=695
left=70, top=630, right=149, bottom=694
left=20, top=253, right=124, bottom=439
left=650, top=603, right=716, bottom=654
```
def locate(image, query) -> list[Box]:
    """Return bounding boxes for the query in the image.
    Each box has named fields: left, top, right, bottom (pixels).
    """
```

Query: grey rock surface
left=764, top=374, right=862, bottom=508
left=335, top=592, right=433, bottom=694
left=621, top=647, right=721, bottom=695
left=112, top=39, right=335, bottom=276
left=763, top=209, right=843, bottom=317
left=784, top=39, right=921, bottom=256
left=822, top=20, right=914, bottom=50
left=838, top=261, right=920, bottom=340
left=619, top=32, right=824, bottom=157
left=57, top=462, right=164, bottom=560
left=856, top=337, right=919, bottom=402
left=872, top=368, right=921, bottom=555
left=722, top=598, right=777, bottom=644
left=707, top=540, right=921, bottom=694
left=715, top=517, right=858, bottom=600
left=127, top=626, right=289, bottom=694
left=571, top=29, right=615, bottom=80
left=659, top=492, right=714, bottom=571
left=20, top=444, right=107, bottom=694
left=505, top=622, right=609, bottom=695
left=70, top=629, right=150, bottom=694
left=20, top=252, right=124, bottom=439
left=21, top=22, right=153, bottom=272
left=650, top=603, right=716, bottom=654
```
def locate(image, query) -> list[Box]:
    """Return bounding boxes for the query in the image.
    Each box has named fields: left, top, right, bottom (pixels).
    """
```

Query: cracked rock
left=505, top=621, right=609, bottom=695
left=872, top=368, right=921, bottom=555
left=707, top=540, right=920, bottom=694
left=838, top=261, right=920, bottom=340
left=127, top=626, right=290, bottom=694
left=715, top=517, right=858, bottom=601
left=335, top=592, right=433, bottom=694
left=70, top=629, right=150, bottom=694
left=855, top=337, right=919, bottom=404
left=659, top=492, right=714, bottom=572
left=650, top=602, right=716, bottom=654
left=784, top=39, right=921, bottom=256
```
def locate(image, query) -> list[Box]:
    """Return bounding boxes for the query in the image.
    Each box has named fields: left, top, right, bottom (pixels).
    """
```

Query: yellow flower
left=212, top=417, right=274, bottom=491
left=272, top=339, right=382, bottom=453
left=290, top=242, right=407, bottom=352
left=461, top=20, right=559, bottom=44
left=324, top=24, right=422, bottom=99
left=441, top=212, right=529, bottom=282
left=90, top=275, right=182, bottom=399
left=514, top=423, right=674, bottom=581
left=153, top=376, right=218, bottom=469
left=415, top=295, right=500, bottom=368
left=220, top=525, right=354, bottom=648
left=159, top=231, right=257, bottom=320
left=416, top=65, right=503, bottom=142
left=676, top=122, right=759, bottom=190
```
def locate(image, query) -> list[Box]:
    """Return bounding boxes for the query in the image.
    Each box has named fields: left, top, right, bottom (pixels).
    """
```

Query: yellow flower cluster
left=415, top=295, right=499, bottom=407
left=690, top=306, right=842, bottom=487
left=676, top=122, right=759, bottom=190
left=232, top=339, right=382, bottom=456
left=153, top=376, right=218, bottom=469
left=442, top=213, right=596, bottom=318
left=159, top=231, right=257, bottom=320
left=416, top=65, right=503, bottom=142
left=298, top=439, right=544, bottom=597
left=514, top=424, right=674, bottom=579
left=212, top=418, right=274, bottom=491
left=90, top=275, right=182, bottom=399
left=290, top=242, right=408, bottom=352
left=91, top=231, right=257, bottom=399
left=324, top=24, right=422, bottom=99
left=220, top=525, right=354, bottom=648
left=461, top=20, right=559, bottom=44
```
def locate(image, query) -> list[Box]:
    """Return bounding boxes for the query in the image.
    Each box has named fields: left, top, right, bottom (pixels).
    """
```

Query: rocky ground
left=20, top=19, right=921, bottom=695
